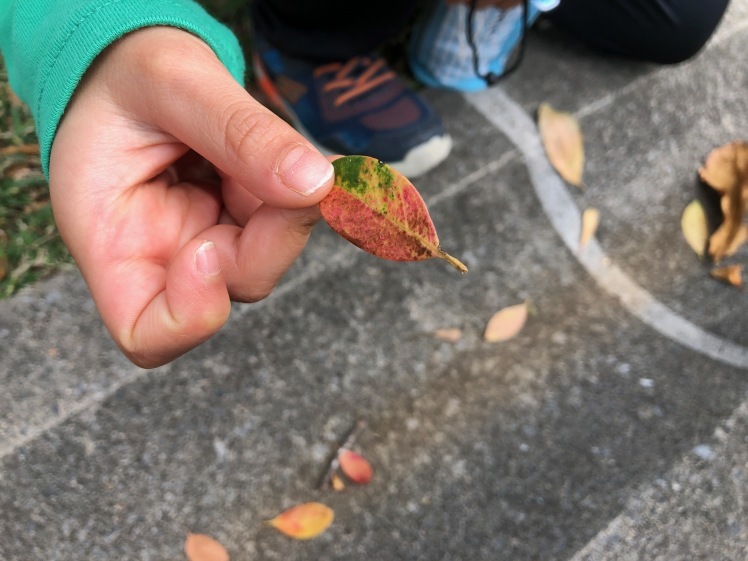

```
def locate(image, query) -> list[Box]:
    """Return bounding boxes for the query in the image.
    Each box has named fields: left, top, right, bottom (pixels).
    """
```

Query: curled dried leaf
left=265, top=502, right=334, bottom=540
left=579, top=207, right=600, bottom=249
left=338, top=449, right=373, bottom=485
left=320, top=156, right=467, bottom=272
left=484, top=302, right=528, bottom=343
left=538, top=103, right=585, bottom=188
left=681, top=200, right=709, bottom=258
left=699, top=141, right=748, bottom=193
left=699, top=142, right=748, bottom=262
left=710, top=264, right=744, bottom=289
left=184, top=533, right=229, bottom=561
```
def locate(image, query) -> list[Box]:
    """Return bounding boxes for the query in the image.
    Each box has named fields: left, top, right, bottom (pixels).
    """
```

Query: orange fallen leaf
left=579, top=208, right=600, bottom=249
left=538, top=103, right=585, bottom=188
left=681, top=200, right=709, bottom=258
left=338, top=449, right=373, bottom=484
left=265, top=502, right=334, bottom=540
left=184, top=533, right=229, bottom=561
left=484, top=302, right=528, bottom=343
left=710, top=264, right=743, bottom=288
left=433, top=328, right=462, bottom=343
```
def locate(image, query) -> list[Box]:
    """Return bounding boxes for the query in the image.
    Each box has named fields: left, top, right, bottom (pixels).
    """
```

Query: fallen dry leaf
left=698, top=142, right=748, bottom=262
left=331, top=473, right=347, bottom=492
left=338, top=449, right=373, bottom=485
left=579, top=208, right=600, bottom=249
left=484, top=302, right=528, bottom=343
left=699, top=141, right=748, bottom=193
left=681, top=200, right=709, bottom=258
left=710, top=264, right=744, bottom=288
left=433, top=328, right=462, bottom=343
left=538, top=102, right=585, bottom=188
left=320, top=155, right=467, bottom=272
left=184, top=533, right=229, bottom=561
left=265, top=502, right=334, bottom=540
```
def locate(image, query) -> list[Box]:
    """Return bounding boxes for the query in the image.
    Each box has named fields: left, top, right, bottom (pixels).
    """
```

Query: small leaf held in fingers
left=338, top=449, right=373, bottom=484
left=710, top=264, right=744, bottom=288
left=538, top=103, right=585, bottom=188
left=265, top=503, right=334, bottom=540
left=484, top=302, right=528, bottom=343
left=681, top=200, right=709, bottom=258
left=579, top=207, right=600, bottom=249
left=184, top=533, right=229, bottom=561
left=320, top=156, right=467, bottom=272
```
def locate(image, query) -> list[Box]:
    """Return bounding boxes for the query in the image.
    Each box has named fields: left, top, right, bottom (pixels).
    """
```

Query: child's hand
left=49, top=27, right=334, bottom=367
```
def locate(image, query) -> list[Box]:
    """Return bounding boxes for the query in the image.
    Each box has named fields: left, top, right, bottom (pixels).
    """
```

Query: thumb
left=118, top=27, right=334, bottom=208
left=113, top=238, right=232, bottom=368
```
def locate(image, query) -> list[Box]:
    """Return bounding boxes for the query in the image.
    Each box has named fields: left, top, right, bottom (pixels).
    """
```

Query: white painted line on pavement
left=464, top=87, right=748, bottom=369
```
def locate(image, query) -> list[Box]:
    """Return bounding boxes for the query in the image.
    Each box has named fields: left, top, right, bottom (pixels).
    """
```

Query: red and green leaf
left=320, top=156, right=467, bottom=272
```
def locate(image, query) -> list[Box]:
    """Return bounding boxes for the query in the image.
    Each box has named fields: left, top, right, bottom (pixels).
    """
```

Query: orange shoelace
left=314, top=57, right=396, bottom=107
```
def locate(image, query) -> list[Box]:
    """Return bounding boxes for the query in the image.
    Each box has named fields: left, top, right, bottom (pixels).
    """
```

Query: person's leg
left=548, top=0, right=730, bottom=64
left=251, top=0, right=423, bottom=62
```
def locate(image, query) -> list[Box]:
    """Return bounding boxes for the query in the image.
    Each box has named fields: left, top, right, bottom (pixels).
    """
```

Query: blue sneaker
left=252, top=34, right=452, bottom=178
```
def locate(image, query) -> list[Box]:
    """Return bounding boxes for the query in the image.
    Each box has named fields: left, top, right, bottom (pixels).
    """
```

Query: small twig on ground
left=318, top=419, right=365, bottom=490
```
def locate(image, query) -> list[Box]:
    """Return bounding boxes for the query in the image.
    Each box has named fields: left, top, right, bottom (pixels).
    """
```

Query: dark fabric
left=251, top=0, right=423, bottom=62
left=252, top=0, right=730, bottom=65
left=547, top=0, right=730, bottom=64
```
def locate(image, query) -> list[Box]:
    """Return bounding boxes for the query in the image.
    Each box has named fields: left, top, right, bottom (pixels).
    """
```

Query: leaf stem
left=318, top=419, right=365, bottom=490
left=437, top=247, right=468, bottom=273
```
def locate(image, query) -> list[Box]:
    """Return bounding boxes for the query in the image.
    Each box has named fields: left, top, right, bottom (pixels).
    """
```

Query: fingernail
left=276, top=144, right=333, bottom=196
left=195, top=241, right=221, bottom=276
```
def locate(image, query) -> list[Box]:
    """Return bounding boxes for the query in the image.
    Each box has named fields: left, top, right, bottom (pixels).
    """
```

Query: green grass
left=0, top=60, right=73, bottom=298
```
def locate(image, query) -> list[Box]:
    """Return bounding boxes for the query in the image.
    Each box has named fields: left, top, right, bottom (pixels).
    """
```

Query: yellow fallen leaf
left=484, top=303, right=528, bottom=343
left=184, top=533, right=229, bottom=561
left=331, top=473, right=347, bottom=492
left=265, top=502, right=334, bottom=540
left=433, top=328, right=462, bottom=343
left=338, top=449, right=373, bottom=484
left=538, top=102, right=585, bottom=188
left=710, top=264, right=744, bottom=288
left=579, top=208, right=600, bottom=249
left=681, top=200, right=709, bottom=258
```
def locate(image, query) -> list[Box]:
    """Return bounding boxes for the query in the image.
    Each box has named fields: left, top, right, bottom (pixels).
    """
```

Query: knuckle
left=222, top=103, right=280, bottom=167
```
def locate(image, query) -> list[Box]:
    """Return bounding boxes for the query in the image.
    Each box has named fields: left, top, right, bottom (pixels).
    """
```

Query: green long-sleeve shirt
left=0, top=0, right=246, bottom=176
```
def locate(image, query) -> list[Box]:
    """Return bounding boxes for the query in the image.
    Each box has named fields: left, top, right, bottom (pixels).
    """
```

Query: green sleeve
left=0, top=0, right=246, bottom=176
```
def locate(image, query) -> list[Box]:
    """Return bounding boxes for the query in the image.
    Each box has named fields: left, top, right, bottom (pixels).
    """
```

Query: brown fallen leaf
left=699, top=141, right=748, bottom=193
left=484, top=302, right=528, bottom=343
left=433, top=328, right=463, bottom=343
left=579, top=208, right=600, bottom=249
left=681, top=200, right=709, bottom=258
left=538, top=102, right=585, bottom=188
left=0, top=144, right=39, bottom=157
left=338, top=449, right=373, bottom=484
left=184, top=533, right=229, bottom=561
left=710, top=264, right=744, bottom=288
left=265, top=502, right=334, bottom=540
left=698, top=142, right=748, bottom=262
